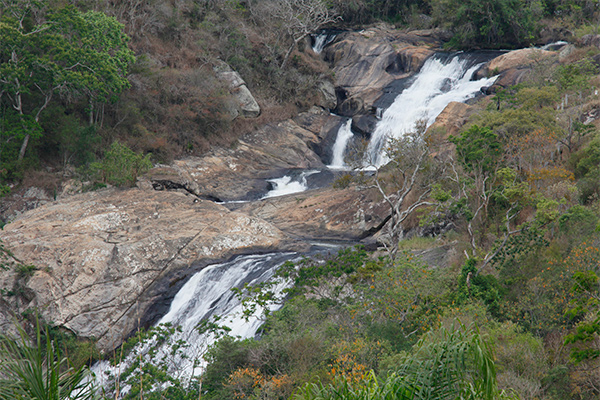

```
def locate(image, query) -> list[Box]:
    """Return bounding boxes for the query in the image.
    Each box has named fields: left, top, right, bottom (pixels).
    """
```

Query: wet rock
left=233, top=186, right=389, bottom=241
left=352, top=114, right=378, bottom=138
left=324, top=25, right=439, bottom=112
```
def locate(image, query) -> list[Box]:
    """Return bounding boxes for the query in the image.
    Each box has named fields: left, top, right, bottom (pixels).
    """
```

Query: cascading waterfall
left=328, top=119, right=354, bottom=170
left=262, top=170, right=319, bottom=198
left=312, top=31, right=337, bottom=54
left=367, top=53, right=498, bottom=166
left=92, top=253, right=299, bottom=397
left=91, top=50, right=502, bottom=399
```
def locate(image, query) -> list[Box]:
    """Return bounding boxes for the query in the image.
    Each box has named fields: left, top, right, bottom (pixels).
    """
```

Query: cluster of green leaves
left=0, top=1, right=135, bottom=185
left=429, top=0, right=542, bottom=48
left=90, top=141, right=151, bottom=187
left=295, top=324, right=505, bottom=400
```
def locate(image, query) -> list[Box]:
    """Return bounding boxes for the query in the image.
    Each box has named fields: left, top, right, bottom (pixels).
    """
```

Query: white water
left=92, top=253, right=297, bottom=397
left=328, top=119, right=354, bottom=170
left=312, top=32, right=337, bottom=54
left=367, top=54, right=498, bottom=166
left=262, top=170, right=319, bottom=198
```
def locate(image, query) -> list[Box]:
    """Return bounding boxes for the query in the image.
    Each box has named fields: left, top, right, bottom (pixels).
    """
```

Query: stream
left=93, top=46, right=499, bottom=397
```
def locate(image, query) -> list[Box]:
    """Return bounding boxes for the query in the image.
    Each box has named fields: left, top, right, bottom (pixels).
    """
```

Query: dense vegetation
left=2, top=0, right=600, bottom=399
left=2, top=0, right=600, bottom=197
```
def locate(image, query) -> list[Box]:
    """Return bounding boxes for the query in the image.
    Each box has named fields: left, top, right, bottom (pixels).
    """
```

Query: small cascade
left=312, top=31, right=337, bottom=54
left=366, top=53, right=498, bottom=167
left=328, top=119, right=354, bottom=170
left=92, top=253, right=299, bottom=397
left=263, top=170, right=319, bottom=198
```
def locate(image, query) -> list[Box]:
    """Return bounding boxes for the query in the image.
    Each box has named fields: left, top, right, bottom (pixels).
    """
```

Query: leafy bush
left=429, top=0, right=541, bottom=48
left=91, top=141, right=152, bottom=187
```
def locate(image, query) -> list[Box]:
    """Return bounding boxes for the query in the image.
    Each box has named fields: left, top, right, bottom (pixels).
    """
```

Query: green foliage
left=0, top=2, right=135, bottom=160
left=202, top=336, right=254, bottom=399
left=90, top=141, right=152, bottom=187
left=457, top=258, right=503, bottom=317
left=490, top=225, right=549, bottom=271
left=570, top=133, right=600, bottom=203
left=555, top=59, right=599, bottom=92
left=429, top=0, right=541, bottom=48
left=0, top=317, right=96, bottom=400
left=294, top=324, right=506, bottom=400
left=450, top=125, right=503, bottom=174
left=563, top=238, right=600, bottom=362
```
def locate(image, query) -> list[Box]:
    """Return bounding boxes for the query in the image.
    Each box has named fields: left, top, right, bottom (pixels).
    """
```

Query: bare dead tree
left=249, top=0, right=340, bottom=69
left=356, top=121, right=443, bottom=259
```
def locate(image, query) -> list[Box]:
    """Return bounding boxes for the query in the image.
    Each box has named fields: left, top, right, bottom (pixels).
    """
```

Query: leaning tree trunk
left=280, top=35, right=305, bottom=69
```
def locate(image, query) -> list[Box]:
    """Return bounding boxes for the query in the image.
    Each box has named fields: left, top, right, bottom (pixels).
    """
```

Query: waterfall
left=328, top=119, right=354, bottom=170
left=92, top=253, right=299, bottom=397
left=367, top=53, right=498, bottom=166
left=312, top=31, right=337, bottom=54
left=263, top=170, right=319, bottom=198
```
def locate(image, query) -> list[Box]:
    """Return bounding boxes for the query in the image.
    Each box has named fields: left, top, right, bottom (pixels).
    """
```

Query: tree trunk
left=280, top=35, right=305, bottom=69
left=280, top=42, right=296, bottom=69
left=18, top=133, right=30, bottom=161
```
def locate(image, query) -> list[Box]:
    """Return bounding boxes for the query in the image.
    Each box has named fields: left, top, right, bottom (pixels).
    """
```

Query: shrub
left=91, top=141, right=152, bottom=187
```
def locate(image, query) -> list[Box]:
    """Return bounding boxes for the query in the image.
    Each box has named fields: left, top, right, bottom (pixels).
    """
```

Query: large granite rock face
left=0, top=188, right=289, bottom=352
left=232, top=186, right=389, bottom=241
left=155, top=109, right=345, bottom=202
left=324, top=26, right=437, bottom=115
left=475, top=48, right=558, bottom=92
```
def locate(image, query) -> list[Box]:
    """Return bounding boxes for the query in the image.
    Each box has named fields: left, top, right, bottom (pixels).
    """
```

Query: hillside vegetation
left=2, top=0, right=600, bottom=400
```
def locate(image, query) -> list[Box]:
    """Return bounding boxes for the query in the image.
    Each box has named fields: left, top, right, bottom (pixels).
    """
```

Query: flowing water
left=328, top=119, right=354, bottom=170
left=262, top=170, right=320, bottom=198
left=93, top=50, right=501, bottom=397
left=92, top=253, right=301, bottom=396
left=312, top=31, right=337, bottom=54
left=366, top=53, right=498, bottom=166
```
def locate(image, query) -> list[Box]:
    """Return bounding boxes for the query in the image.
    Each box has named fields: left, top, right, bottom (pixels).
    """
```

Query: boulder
left=0, top=188, right=290, bottom=352
left=386, top=45, right=435, bottom=74
left=475, top=48, right=557, bottom=79
left=428, top=102, right=473, bottom=138
left=581, top=34, right=600, bottom=48
left=324, top=26, right=439, bottom=113
left=317, top=80, right=337, bottom=110
left=214, top=62, right=261, bottom=118
left=352, top=114, right=378, bottom=137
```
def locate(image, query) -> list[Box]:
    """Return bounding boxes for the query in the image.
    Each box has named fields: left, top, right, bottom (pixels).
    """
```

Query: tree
left=294, top=324, right=508, bottom=400
left=250, top=0, right=340, bottom=69
left=429, top=0, right=540, bottom=48
left=358, top=121, right=441, bottom=259
left=0, top=1, right=135, bottom=160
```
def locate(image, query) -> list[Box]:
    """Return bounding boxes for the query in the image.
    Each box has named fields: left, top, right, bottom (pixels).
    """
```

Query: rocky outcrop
left=215, top=62, right=261, bottom=118
left=0, top=188, right=291, bottom=352
left=325, top=26, right=438, bottom=115
left=476, top=48, right=556, bottom=77
left=581, top=34, right=600, bottom=48
left=428, top=102, right=474, bottom=138
left=475, top=48, right=558, bottom=92
left=232, top=186, right=389, bottom=241
left=159, top=109, right=344, bottom=201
